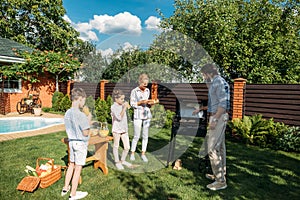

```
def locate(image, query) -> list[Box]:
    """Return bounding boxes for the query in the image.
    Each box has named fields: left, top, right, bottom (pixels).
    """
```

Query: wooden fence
left=66, top=80, right=300, bottom=127
left=244, top=84, right=300, bottom=126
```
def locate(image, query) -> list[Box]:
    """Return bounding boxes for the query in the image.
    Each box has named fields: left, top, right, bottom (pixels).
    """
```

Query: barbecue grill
left=167, top=99, right=208, bottom=166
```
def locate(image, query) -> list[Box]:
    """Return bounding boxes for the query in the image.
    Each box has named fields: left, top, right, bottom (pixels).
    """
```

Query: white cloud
left=63, top=15, right=72, bottom=23
left=63, top=15, right=99, bottom=41
left=79, top=31, right=98, bottom=41
left=145, top=16, right=161, bottom=31
left=90, top=12, right=142, bottom=35
left=98, top=48, right=114, bottom=58
left=64, top=13, right=160, bottom=43
left=123, top=42, right=138, bottom=51
left=74, top=22, right=92, bottom=33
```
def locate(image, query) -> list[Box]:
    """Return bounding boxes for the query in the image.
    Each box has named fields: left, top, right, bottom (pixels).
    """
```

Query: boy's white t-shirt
left=64, top=107, right=90, bottom=144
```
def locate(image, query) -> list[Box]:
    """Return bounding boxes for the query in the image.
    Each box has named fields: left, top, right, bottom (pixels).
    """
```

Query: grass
left=0, top=126, right=299, bottom=200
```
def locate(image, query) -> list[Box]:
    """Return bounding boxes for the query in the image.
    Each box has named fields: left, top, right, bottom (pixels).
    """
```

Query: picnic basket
left=36, top=157, right=62, bottom=188
left=16, top=176, right=40, bottom=193
left=16, top=157, right=62, bottom=193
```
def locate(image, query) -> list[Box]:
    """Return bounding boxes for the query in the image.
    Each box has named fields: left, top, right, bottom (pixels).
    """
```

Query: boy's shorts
left=69, top=141, right=88, bottom=166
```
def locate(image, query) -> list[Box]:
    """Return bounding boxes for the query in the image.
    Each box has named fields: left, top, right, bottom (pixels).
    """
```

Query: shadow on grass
left=55, top=127, right=300, bottom=200
left=115, top=171, right=180, bottom=200
left=179, top=137, right=300, bottom=200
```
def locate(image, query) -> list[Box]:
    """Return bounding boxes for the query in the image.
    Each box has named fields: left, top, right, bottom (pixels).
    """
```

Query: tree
left=102, top=47, right=192, bottom=83
left=159, top=0, right=300, bottom=83
left=0, top=0, right=80, bottom=51
left=1, top=50, right=81, bottom=83
left=78, top=48, right=110, bottom=83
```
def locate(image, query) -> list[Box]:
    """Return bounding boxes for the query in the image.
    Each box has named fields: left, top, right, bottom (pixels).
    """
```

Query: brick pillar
left=67, top=80, right=74, bottom=97
left=0, top=93, right=9, bottom=115
left=100, top=80, right=109, bottom=100
left=232, top=78, right=247, bottom=119
left=151, top=81, right=158, bottom=100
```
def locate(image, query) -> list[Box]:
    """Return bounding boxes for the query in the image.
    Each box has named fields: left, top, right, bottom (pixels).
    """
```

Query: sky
left=62, top=0, right=175, bottom=55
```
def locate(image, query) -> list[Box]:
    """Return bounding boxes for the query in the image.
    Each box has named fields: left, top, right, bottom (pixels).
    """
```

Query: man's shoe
left=61, top=185, right=70, bottom=196
left=69, top=191, right=88, bottom=200
left=205, top=173, right=215, bottom=181
left=141, top=154, right=148, bottom=162
left=130, top=154, right=135, bottom=161
left=206, top=181, right=227, bottom=191
left=115, top=162, right=124, bottom=170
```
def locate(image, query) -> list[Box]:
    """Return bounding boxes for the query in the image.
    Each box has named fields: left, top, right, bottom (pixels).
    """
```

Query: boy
left=61, top=88, right=91, bottom=199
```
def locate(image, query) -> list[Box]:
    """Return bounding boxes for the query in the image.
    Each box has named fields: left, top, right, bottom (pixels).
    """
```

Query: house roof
left=0, top=37, right=33, bottom=64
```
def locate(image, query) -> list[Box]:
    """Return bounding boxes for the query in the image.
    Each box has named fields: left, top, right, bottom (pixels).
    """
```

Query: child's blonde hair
left=71, top=88, right=87, bottom=101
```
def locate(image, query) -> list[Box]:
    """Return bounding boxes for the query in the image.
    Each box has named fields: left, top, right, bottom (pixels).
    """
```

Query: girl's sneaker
left=130, top=154, right=135, bottom=161
left=69, top=191, right=88, bottom=200
left=141, top=154, right=148, bottom=162
left=115, top=162, right=124, bottom=170
left=121, top=161, right=132, bottom=168
left=61, top=185, right=70, bottom=196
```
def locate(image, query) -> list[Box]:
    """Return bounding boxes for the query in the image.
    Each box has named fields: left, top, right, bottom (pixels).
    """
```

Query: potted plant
left=33, top=104, right=42, bottom=116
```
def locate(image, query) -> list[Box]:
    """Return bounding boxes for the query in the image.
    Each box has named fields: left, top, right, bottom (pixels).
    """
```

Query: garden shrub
left=60, top=95, right=71, bottom=112
left=51, top=91, right=64, bottom=111
left=42, top=107, right=51, bottom=112
left=85, top=95, right=96, bottom=118
left=164, top=109, right=175, bottom=129
left=128, top=107, right=134, bottom=122
left=95, top=97, right=109, bottom=122
left=150, top=103, right=167, bottom=128
left=106, top=95, right=113, bottom=123
left=276, top=126, right=300, bottom=152
left=228, top=114, right=293, bottom=150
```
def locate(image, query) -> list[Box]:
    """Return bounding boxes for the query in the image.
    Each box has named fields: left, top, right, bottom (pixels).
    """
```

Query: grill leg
left=167, top=127, right=177, bottom=167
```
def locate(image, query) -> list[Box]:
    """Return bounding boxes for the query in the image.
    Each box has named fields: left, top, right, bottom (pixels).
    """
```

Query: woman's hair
left=71, top=88, right=86, bottom=101
left=112, top=89, right=124, bottom=101
left=138, top=73, right=149, bottom=84
left=200, top=63, right=219, bottom=75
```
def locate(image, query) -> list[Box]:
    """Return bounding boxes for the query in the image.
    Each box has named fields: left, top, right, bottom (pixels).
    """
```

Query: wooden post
left=232, top=78, right=247, bottom=119
left=100, top=80, right=109, bottom=100
left=151, top=81, right=158, bottom=100
left=67, top=80, right=74, bottom=97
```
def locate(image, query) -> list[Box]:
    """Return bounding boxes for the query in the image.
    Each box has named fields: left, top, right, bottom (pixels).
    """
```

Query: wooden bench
left=61, top=135, right=113, bottom=175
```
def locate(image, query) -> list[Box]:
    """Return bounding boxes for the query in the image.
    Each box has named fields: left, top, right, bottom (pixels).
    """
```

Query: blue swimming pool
left=0, top=117, right=64, bottom=134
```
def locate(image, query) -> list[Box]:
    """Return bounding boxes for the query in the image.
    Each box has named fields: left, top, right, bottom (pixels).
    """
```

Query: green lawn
left=0, top=127, right=299, bottom=200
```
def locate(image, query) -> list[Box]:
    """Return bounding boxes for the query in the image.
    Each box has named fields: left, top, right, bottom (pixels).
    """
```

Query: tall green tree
left=159, top=0, right=300, bottom=83
left=79, top=51, right=110, bottom=83
left=0, top=0, right=80, bottom=51
left=102, top=48, right=189, bottom=83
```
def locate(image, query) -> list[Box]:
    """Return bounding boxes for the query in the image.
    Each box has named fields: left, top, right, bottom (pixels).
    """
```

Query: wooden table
left=61, top=135, right=113, bottom=175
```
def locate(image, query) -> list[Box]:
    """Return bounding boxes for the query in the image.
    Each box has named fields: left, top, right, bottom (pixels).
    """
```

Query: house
left=0, top=37, right=56, bottom=114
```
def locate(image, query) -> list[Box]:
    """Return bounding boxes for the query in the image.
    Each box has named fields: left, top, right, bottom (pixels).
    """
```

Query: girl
left=111, top=89, right=132, bottom=170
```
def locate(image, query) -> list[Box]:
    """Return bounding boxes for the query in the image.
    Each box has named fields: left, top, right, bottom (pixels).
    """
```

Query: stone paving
left=0, top=112, right=65, bottom=142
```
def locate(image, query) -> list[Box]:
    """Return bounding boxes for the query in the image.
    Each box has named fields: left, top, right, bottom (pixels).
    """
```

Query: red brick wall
left=4, top=75, right=56, bottom=113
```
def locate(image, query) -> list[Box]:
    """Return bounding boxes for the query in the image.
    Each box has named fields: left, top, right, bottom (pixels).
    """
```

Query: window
left=0, top=75, right=22, bottom=93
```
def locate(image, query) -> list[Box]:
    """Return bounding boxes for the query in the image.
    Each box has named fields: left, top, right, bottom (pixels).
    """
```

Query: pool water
left=0, top=117, right=64, bottom=134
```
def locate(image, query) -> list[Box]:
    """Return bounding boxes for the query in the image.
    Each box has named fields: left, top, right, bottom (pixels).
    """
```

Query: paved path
left=0, top=112, right=65, bottom=142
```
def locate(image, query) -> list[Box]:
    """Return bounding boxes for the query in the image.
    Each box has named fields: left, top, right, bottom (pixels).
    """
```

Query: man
left=194, top=63, right=230, bottom=191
